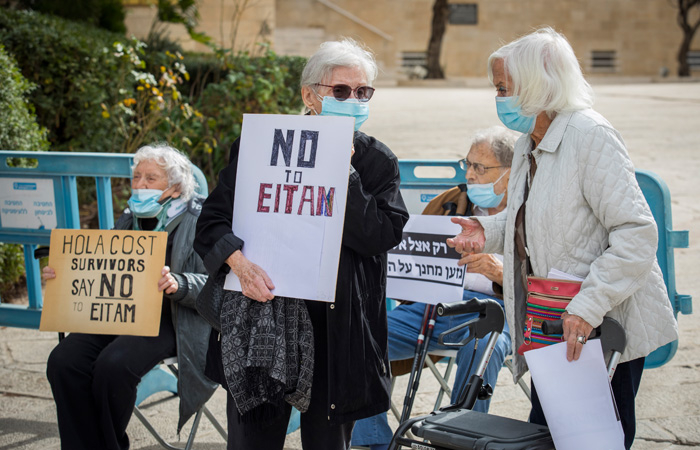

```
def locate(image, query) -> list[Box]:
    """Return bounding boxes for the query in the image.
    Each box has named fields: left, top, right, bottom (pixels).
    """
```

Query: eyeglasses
left=459, top=158, right=505, bottom=175
left=314, top=83, right=375, bottom=102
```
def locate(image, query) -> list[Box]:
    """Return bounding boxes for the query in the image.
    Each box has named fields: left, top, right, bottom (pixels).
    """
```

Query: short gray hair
left=487, top=27, right=594, bottom=117
left=471, top=126, right=517, bottom=167
left=132, top=143, right=196, bottom=201
left=300, top=38, right=378, bottom=88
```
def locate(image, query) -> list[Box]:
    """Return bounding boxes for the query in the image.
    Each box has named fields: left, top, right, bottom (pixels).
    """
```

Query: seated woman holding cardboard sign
left=44, top=143, right=216, bottom=450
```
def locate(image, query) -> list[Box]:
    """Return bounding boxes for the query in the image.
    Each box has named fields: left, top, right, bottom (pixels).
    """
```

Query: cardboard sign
left=224, top=113, right=354, bottom=302
left=0, top=177, right=57, bottom=229
left=40, top=229, right=167, bottom=336
left=387, top=215, right=465, bottom=304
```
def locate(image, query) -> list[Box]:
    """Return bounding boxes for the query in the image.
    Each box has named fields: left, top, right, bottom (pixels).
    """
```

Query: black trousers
left=207, top=300, right=354, bottom=450
left=528, top=356, right=645, bottom=450
left=46, top=312, right=176, bottom=450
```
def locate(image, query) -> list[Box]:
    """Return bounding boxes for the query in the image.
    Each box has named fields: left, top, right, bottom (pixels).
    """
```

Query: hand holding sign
left=226, top=250, right=275, bottom=302
left=158, top=266, right=179, bottom=295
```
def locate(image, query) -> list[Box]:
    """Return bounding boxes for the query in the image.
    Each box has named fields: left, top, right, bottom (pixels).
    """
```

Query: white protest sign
left=387, top=215, right=465, bottom=304
left=0, top=178, right=57, bottom=229
left=524, top=340, right=625, bottom=450
left=224, top=114, right=354, bottom=302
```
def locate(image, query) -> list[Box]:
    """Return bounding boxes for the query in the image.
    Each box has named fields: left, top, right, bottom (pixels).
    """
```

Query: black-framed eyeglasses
left=314, top=83, right=375, bottom=102
left=459, top=158, right=505, bottom=175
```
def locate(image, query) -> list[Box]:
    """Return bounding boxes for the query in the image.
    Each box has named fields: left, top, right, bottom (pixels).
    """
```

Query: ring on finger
left=576, top=335, right=587, bottom=345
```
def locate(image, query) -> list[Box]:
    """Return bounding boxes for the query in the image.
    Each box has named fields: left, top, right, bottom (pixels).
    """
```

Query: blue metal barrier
left=0, top=153, right=691, bottom=370
left=398, top=160, right=692, bottom=369
left=0, top=151, right=208, bottom=329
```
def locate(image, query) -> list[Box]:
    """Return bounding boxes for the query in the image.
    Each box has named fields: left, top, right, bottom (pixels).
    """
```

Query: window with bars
left=448, top=4, right=478, bottom=25
left=688, top=51, right=700, bottom=70
left=590, top=50, right=617, bottom=72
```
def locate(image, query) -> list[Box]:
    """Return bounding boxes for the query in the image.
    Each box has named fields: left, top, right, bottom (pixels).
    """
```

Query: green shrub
left=0, top=243, right=26, bottom=298
left=0, top=43, right=49, bottom=152
left=0, top=8, right=306, bottom=189
left=16, top=0, right=126, bottom=33
left=187, top=48, right=306, bottom=183
left=0, top=8, right=129, bottom=152
left=0, top=43, right=48, bottom=298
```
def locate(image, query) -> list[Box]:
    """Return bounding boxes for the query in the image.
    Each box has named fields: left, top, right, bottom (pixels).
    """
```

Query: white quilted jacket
left=475, top=109, right=679, bottom=382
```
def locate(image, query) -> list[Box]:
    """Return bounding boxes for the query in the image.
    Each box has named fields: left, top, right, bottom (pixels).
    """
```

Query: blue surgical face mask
left=467, top=169, right=510, bottom=209
left=319, top=96, right=369, bottom=131
left=495, top=96, right=536, bottom=134
left=127, top=189, right=168, bottom=218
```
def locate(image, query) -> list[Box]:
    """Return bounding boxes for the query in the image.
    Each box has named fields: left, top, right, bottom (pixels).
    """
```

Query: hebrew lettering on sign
left=386, top=216, right=465, bottom=305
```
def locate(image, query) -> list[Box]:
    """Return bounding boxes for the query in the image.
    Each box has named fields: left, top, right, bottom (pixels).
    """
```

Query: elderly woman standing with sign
left=45, top=144, right=216, bottom=450
left=447, top=27, right=678, bottom=449
left=194, top=39, right=408, bottom=450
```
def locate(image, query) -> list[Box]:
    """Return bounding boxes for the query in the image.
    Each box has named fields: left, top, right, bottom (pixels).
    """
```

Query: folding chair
left=133, top=357, right=227, bottom=450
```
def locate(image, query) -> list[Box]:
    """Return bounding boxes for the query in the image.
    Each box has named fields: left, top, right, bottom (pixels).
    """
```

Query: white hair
left=471, top=126, right=517, bottom=167
left=300, top=38, right=378, bottom=88
left=132, top=143, right=196, bottom=201
left=487, top=27, right=594, bottom=117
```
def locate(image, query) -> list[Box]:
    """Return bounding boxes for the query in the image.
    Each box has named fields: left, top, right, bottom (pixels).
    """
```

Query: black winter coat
left=194, top=131, right=409, bottom=424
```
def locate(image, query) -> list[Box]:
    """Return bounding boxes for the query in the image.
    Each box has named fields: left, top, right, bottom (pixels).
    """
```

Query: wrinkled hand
left=562, top=311, right=594, bottom=362
left=462, top=253, right=503, bottom=284
left=447, top=217, right=485, bottom=263
left=158, top=266, right=179, bottom=295
left=42, top=266, right=56, bottom=281
left=227, top=250, right=275, bottom=302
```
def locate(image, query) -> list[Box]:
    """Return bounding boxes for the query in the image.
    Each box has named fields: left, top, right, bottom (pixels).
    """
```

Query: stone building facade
left=124, top=0, right=699, bottom=81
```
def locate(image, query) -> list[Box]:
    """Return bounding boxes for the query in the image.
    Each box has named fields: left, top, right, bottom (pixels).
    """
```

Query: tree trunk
left=426, top=0, right=449, bottom=79
left=676, top=0, right=700, bottom=77
left=678, top=32, right=693, bottom=77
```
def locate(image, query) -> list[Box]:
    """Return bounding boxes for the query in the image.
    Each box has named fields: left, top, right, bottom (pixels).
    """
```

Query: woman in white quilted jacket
left=447, top=27, right=678, bottom=450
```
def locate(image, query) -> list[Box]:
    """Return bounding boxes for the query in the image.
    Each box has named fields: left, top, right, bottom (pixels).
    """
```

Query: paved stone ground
left=1, top=81, right=698, bottom=449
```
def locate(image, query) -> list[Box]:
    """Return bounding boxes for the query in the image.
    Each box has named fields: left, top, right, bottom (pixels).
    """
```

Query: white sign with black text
left=387, top=215, right=465, bottom=304
left=224, top=114, right=354, bottom=302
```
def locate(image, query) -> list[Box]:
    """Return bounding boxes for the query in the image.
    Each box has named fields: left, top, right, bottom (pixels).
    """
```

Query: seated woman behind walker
left=351, top=126, right=517, bottom=450
left=44, top=143, right=216, bottom=450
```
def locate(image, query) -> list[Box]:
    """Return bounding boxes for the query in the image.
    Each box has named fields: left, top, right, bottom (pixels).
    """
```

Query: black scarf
left=221, top=290, right=314, bottom=422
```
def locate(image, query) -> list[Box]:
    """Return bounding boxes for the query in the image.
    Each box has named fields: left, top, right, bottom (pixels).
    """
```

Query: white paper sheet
left=547, top=267, right=584, bottom=282
left=224, top=114, right=354, bottom=302
left=464, top=254, right=502, bottom=295
left=524, top=340, right=625, bottom=450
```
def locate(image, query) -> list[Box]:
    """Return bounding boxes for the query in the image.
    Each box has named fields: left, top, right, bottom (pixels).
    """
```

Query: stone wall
left=124, top=0, right=275, bottom=54
left=125, top=0, right=699, bottom=80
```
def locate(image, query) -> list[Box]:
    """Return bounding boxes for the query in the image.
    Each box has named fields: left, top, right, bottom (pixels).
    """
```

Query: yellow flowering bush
left=100, top=38, right=209, bottom=155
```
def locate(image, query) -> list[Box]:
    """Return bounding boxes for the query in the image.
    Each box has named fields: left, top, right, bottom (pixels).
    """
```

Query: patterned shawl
left=220, top=290, right=314, bottom=421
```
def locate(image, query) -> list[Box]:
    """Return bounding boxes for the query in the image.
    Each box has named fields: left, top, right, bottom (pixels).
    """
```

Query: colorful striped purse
left=517, top=276, right=582, bottom=355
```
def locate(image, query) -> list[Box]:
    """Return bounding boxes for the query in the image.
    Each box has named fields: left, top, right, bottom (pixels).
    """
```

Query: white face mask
left=467, top=169, right=509, bottom=208
left=127, top=189, right=168, bottom=218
